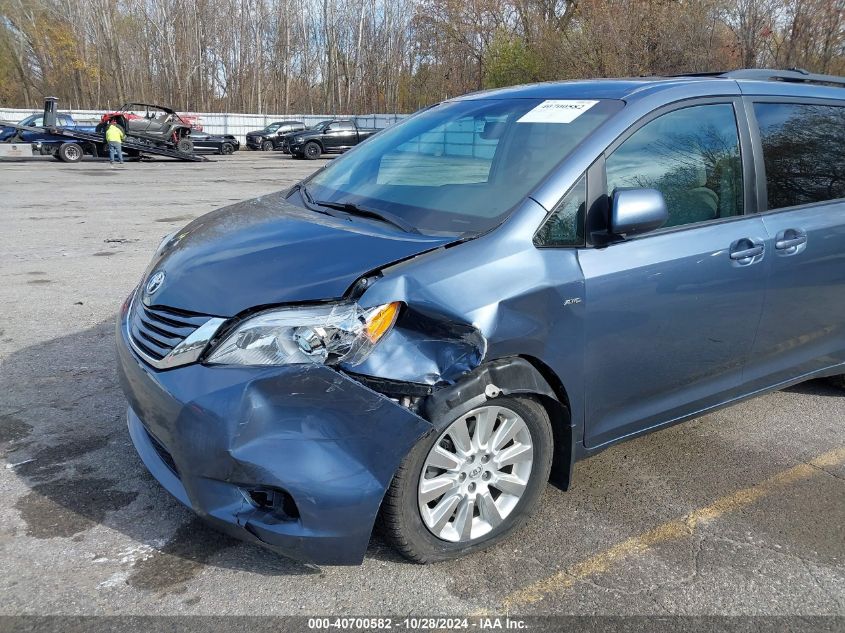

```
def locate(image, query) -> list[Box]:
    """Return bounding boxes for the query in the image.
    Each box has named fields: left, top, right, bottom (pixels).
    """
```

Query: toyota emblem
left=146, top=271, right=165, bottom=295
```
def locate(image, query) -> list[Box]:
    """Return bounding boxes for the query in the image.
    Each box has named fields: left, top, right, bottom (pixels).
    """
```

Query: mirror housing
left=610, top=188, right=669, bottom=237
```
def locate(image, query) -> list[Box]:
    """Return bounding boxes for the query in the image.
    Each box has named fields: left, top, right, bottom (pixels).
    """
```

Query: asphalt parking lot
left=0, top=152, right=843, bottom=617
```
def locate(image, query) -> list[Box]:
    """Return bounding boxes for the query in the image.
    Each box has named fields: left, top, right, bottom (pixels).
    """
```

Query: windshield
left=306, top=98, right=621, bottom=235
left=264, top=123, right=282, bottom=133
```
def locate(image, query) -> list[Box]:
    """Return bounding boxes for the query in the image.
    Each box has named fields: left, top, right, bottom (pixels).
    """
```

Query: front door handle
left=730, top=245, right=764, bottom=260
left=729, top=237, right=765, bottom=266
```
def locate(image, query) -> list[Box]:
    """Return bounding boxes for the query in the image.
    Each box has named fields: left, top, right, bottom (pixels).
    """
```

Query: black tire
left=380, top=395, right=553, bottom=564
left=828, top=375, right=845, bottom=389
left=261, top=140, right=274, bottom=151
left=57, top=143, right=83, bottom=163
left=303, top=142, right=321, bottom=160
left=220, top=142, right=234, bottom=155
left=176, top=137, right=194, bottom=154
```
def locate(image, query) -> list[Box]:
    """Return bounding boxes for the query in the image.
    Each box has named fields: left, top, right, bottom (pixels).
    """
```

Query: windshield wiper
left=297, top=182, right=315, bottom=205
left=314, top=200, right=420, bottom=234
left=291, top=183, right=335, bottom=217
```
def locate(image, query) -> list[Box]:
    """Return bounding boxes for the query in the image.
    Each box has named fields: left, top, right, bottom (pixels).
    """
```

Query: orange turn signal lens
left=364, top=302, right=401, bottom=343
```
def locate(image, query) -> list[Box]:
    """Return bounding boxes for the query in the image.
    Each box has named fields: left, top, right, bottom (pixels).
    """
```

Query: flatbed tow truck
left=0, top=98, right=206, bottom=163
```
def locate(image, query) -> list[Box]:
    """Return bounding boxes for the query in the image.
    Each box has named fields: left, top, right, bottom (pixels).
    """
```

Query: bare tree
left=0, top=0, right=841, bottom=112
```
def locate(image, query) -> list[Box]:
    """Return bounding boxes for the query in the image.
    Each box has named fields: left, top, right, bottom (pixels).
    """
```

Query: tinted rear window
left=754, top=103, right=845, bottom=209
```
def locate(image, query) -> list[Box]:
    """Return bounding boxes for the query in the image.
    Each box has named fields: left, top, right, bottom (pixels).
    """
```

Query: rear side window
left=606, top=104, right=744, bottom=229
left=754, top=103, right=845, bottom=209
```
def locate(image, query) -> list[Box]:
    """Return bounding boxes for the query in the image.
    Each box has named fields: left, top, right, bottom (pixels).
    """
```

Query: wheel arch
left=422, top=356, right=575, bottom=490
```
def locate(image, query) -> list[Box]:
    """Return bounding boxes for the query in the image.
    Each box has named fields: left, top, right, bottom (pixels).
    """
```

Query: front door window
left=606, top=104, right=744, bottom=229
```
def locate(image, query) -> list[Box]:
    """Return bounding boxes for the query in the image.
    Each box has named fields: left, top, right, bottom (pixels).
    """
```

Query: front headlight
left=294, top=136, right=304, bottom=143
left=206, top=301, right=401, bottom=367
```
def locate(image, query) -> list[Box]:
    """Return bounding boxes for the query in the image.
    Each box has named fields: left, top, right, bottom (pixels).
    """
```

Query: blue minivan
left=117, top=69, right=845, bottom=565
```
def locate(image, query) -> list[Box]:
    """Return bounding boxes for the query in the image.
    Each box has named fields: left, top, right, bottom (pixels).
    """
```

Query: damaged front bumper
left=116, top=308, right=434, bottom=565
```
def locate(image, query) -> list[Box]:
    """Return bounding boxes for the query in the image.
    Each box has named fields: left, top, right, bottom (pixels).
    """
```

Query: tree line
left=1, top=0, right=843, bottom=114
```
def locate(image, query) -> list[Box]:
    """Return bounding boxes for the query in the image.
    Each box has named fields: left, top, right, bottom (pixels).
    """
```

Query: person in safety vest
left=105, top=121, right=125, bottom=167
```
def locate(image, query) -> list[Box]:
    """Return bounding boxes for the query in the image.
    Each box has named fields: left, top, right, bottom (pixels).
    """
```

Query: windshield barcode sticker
left=517, top=100, right=599, bottom=123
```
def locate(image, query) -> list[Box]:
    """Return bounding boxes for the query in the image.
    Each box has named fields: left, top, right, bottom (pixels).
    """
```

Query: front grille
left=144, top=426, right=179, bottom=476
left=129, top=301, right=212, bottom=362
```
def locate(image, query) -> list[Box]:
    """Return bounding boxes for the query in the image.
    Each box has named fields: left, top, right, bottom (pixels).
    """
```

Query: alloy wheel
left=418, top=405, right=534, bottom=543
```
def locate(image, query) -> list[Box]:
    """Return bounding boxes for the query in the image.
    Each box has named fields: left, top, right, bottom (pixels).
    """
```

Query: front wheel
left=380, top=395, right=553, bottom=563
left=220, top=142, right=234, bottom=155
left=176, top=137, right=194, bottom=154
left=261, top=140, right=274, bottom=151
left=303, top=142, right=321, bottom=160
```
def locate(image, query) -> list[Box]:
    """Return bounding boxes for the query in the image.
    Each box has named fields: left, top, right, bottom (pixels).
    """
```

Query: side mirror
left=610, top=188, right=669, bottom=237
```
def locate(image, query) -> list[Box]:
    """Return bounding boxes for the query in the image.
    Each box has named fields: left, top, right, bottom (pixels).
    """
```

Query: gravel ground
left=0, top=152, right=843, bottom=619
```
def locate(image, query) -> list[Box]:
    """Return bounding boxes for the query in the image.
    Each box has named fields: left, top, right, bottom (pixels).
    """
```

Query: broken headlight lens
left=206, top=302, right=400, bottom=367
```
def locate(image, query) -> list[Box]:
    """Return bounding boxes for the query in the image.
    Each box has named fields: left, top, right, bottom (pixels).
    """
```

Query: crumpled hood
left=144, top=192, right=452, bottom=317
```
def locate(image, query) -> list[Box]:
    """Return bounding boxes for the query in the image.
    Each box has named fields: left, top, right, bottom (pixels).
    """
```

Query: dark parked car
left=190, top=132, right=239, bottom=155
left=117, top=69, right=845, bottom=566
left=287, top=119, right=378, bottom=159
left=245, top=121, right=306, bottom=151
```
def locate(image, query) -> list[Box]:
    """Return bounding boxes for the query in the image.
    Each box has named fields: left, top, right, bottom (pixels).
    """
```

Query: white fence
left=0, top=108, right=105, bottom=127
left=0, top=108, right=406, bottom=144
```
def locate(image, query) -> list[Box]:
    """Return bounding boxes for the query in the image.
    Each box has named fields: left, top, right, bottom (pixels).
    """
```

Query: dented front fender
left=117, top=316, right=434, bottom=565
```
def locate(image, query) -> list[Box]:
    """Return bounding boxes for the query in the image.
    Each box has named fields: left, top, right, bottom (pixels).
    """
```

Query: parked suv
left=117, top=69, right=845, bottom=565
left=245, top=121, right=306, bottom=150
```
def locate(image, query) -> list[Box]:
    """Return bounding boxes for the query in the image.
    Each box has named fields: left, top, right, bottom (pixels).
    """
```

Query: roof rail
left=664, top=71, right=726, bottom=78
left=721, top=68, right=845, bottom=87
